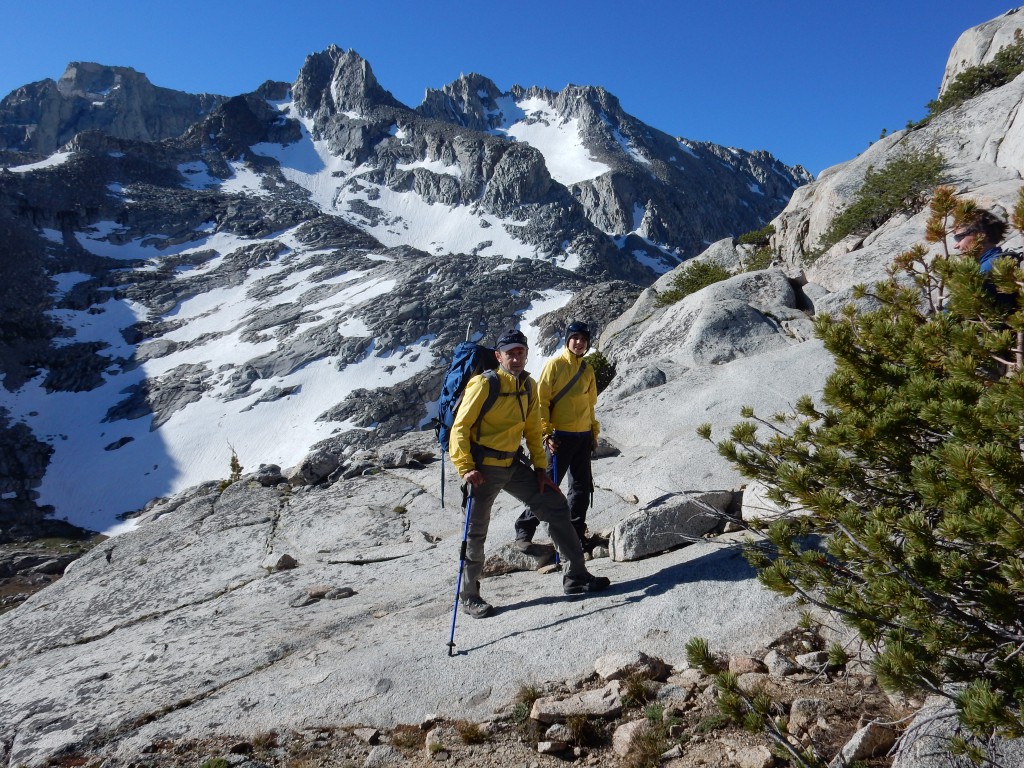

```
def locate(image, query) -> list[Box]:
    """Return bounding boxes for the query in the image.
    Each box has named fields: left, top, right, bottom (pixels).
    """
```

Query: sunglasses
left=953, top=230, right=977, bottom=243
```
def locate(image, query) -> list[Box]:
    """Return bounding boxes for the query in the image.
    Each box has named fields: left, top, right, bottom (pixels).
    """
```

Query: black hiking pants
left=514, top=430, right=592, bottom=543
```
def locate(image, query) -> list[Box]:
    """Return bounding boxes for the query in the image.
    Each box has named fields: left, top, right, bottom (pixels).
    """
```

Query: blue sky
left=0, top=1, right=1016, bottom=176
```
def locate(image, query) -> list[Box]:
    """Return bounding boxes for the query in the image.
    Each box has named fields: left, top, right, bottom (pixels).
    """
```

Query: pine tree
left=701, top=186, right=1024, bottom=740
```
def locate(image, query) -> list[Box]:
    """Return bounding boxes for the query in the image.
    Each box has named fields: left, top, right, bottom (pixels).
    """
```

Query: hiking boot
left=460, top=595, right=493, bottom=618
left=513, top=535, right=533, bottom=552
left=563, top=573, right=611, bottom=595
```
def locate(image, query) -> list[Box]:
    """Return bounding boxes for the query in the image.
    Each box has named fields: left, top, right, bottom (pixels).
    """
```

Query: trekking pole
left=551, top=454, right=560, bottom=567
left=447, top=485, right=473, bottom=656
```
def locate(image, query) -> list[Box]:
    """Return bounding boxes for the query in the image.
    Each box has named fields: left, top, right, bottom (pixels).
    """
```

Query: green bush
left=390, top=724, right=426, bottom=750
left=585, top=349, right=617, bottom=394
left=743, top=246, right=774, bottom=272
left=684, top=636, right=723, bottom=674
left=702, top=186, right=1024, bottom=742
left=218, top=446, right=244, bottom=492
left=736, top=223, right=775, bottom=247
left=655, top=261, right=731, bottom=306
left=816, top=147, right=945, bottom=255
left=715, top=670, right=827, bottom=767
left=928, top=31, right=1024, bottom=117
left=621, top=671, right=656, bottom=708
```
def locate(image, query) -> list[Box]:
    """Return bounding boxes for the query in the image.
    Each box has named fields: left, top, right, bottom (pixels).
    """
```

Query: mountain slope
left=0, top=49, right=807, bottom=533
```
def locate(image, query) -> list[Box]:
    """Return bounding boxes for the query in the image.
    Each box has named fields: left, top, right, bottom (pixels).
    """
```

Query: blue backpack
left=434, top=341, right=539, bottom=506
left=435, top=342, right=498, bottom=506
left=435, top=342, right=499, bottom=451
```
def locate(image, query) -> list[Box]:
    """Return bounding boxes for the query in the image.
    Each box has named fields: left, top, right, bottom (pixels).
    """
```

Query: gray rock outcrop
left=939, top=7, right=1024, bottom=94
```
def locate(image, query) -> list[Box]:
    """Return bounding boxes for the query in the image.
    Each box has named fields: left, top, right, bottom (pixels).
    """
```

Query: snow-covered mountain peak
left=0, top=45, right=809, bottom=533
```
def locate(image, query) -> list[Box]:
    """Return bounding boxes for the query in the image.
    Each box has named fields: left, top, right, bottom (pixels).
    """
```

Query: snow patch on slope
left=494, top=97, right=609, bottom=186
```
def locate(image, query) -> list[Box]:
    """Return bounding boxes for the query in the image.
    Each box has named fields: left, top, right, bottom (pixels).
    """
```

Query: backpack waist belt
left=470, top=443, right=522, bottom=462
left=551, top=430, right=592, bottom=437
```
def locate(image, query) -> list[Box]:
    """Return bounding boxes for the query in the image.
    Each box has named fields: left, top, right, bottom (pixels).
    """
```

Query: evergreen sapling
left=700, top=186, right=1024, bottom=744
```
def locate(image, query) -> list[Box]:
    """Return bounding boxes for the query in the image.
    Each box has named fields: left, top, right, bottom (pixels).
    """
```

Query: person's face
left=952, top=227, right=981, bottom=255
left=496, top=345, right=528, bottom=375
left=567, top=333, right=589, bottom=356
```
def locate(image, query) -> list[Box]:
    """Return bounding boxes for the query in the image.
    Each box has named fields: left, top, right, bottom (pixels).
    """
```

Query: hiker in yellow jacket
left=515, top=321, right=600, bottom=550
left=450, top=328, right=610, bottom=619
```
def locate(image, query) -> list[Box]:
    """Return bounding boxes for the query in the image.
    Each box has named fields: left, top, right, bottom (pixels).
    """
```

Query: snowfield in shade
left=3, top=179, right=575, bottom=533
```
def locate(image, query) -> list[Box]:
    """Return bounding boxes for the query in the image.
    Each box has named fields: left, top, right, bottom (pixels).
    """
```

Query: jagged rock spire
left=416, top=73, right=504, bottom=131
left=291, top=45, right=405, bottom=118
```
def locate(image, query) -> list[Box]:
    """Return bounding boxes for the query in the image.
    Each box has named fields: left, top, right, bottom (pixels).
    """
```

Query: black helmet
left=495, top=329, right=529, bottom=351
left=565, top=321, right=591, bottom=346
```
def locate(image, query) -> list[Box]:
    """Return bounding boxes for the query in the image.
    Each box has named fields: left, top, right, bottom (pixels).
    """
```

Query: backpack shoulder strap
left=549, top=360, right=587, bottom=412
left=472, top=370, right=501, bottom=442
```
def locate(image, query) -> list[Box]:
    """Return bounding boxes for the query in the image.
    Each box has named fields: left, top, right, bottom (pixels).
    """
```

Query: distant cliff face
left=0, top=63, right=228, bottom=155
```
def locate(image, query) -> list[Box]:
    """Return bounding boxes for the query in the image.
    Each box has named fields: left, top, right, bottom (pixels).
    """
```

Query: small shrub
left=510, top=702, right=530, bottom=725
left=453, top=720, right=489, bottom=744
left=252, top=730, right=278, bottom=749
left=827, top=643, right=850, bottom=669
left=200, top=760, right=230, bottom=768
left=621, top=723, right=669, bottom=768
left=585, top=349, right=616, bottom=394
left=715, top=670, right=827, bottom=767
left=622, top=672, right=656, bottom=708
left=389, top=724, right=425, bottom=750
left=515, top=684, right=542, bottom=710
left=512, top=684, right=543, bottom=741
left=694, top=713, right=730, bottom=734
left=655, top=261, right=731, bottom=306
left=736, top=223, right=775, bottom=247
left=743, top=246, right=774, bottom=272
left=684, top=636, right=723, bottom=674
left=229, top=449, right=243, bottom=481
left=816, top=147, right=945, bottom=256
left=219, top=446, right=244, bottom=492
left=564, top=713, right=606, bottom=747
left=643, top=703, right=664, bottom=722
left=797, top=610, right=818, bottom=631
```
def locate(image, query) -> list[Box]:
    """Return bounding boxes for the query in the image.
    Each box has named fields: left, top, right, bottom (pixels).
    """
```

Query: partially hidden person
left=514, top=321, right=601, bottom=551
left=952, top=208, right=1014, bottom=309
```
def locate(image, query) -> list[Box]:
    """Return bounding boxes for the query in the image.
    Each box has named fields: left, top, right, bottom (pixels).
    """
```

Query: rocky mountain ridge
left=0, top=44, right=808, bottom=533
left=0, top=61, right=228, bottom=157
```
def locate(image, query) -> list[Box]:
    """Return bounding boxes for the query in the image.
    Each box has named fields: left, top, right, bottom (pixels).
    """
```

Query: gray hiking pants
left=460, top=459, right=587, bottom=599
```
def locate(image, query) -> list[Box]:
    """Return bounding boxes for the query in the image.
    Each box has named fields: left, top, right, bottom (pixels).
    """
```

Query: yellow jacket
left=449, top=367, right=547, bottom=476
left=538, top=348, right=600, bottom=438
